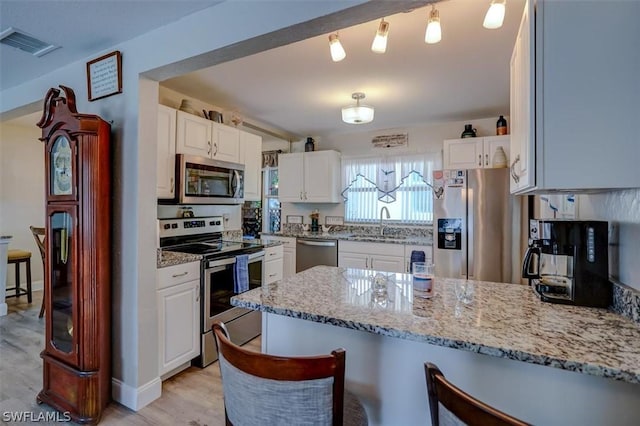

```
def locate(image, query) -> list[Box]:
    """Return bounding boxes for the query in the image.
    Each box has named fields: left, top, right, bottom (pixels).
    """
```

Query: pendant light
left=424, top=5, right=442, bottom=44
left=341, top=92, right=374, bottom=124
left=483, top=0, right=506, bottom=29
left=371, top=19, right=389, bottom=54
left=328, top=33, right=346, bottom=62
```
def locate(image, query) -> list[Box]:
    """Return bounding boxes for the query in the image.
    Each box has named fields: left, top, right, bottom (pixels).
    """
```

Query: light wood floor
left=0, top=290, right=260, bottom=425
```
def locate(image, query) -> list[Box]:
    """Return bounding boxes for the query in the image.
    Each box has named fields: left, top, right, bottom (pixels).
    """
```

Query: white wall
left=578, top=189, right=640, bottom=291
left=0, top=122, right=46, bottom=290
left=282, top=117, right=503, bottom=224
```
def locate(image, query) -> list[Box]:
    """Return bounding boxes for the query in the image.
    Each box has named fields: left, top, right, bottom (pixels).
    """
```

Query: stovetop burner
left=167, top=240, right=262, bottom=258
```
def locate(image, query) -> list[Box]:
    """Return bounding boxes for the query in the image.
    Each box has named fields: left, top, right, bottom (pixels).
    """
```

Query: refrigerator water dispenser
left=437, top=218, right=462, bottom=250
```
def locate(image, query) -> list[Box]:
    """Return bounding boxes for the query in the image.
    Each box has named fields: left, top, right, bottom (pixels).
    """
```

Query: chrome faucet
left=379, top=206, right=390, bottom=236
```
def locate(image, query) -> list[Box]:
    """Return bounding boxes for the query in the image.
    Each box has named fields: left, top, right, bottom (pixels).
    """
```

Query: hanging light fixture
left=371, top=19, right=390, bottom=54
left=341, top=92, right=374, bottom=124
left=483, top=0, right=506, bottom=29
left=424, top=5, right=442, bottom=44
left=328, top=33, right=346, bottom=62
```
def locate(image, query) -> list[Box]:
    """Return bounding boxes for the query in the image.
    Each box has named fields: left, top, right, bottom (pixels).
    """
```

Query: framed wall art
left=86, top=51, right=122, bottom=101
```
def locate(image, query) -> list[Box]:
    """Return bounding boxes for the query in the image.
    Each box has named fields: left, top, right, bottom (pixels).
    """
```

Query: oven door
left=203, top=251, right=263, bottom=331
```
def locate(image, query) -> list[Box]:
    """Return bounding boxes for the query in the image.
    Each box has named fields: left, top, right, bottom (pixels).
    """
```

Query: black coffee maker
left=522, top=219, right=611, bottom=307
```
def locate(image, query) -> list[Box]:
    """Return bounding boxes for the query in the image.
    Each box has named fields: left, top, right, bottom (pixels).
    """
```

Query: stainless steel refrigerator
left=433, top=168, right=514, bottom=282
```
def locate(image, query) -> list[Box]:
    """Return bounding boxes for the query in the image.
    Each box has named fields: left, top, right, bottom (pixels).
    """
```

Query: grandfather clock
left=36, top=85, right=111, bottom=424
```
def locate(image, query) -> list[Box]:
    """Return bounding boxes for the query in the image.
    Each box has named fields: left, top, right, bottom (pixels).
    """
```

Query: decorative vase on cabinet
left=36, top=86, right=111, bottom=424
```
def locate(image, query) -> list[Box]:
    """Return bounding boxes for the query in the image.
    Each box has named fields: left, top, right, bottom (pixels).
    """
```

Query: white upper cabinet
left=212, top=122, right=240, bottom=163
left=157, top=105, right=176, bottom=199
left=278, top=150, right=341, bottom=203
left=175, top=111, right=212, bottom=157
left=175, top=111, right=241, bottom=163
left=443, top=136, right=510, bottom=170
left=239, top=131, right=262, bottom=201
left=510, top=0, right=640, bottom=193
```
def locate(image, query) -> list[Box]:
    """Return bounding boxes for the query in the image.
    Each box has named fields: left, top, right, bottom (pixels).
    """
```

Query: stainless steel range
left=158, top=216, right=264, bottom=367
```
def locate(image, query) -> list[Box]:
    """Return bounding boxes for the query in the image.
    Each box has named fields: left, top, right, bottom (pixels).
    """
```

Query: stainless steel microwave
left=172, top=154, right=244, bottom=204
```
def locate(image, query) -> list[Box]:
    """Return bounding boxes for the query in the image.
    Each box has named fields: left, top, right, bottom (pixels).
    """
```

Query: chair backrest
left=213, top=322, right=346, bottom=426
left=30, top=226, right=46, bottom=263
left=424, top=362, right=530, bottom=426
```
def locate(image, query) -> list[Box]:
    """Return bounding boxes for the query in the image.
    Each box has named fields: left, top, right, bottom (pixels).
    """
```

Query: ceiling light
left=425, top=6, right=442, bottom=44
left=329, top=33, right=346, bottom=62
left=342, top=92, right=374, bottom=124
left=483, top=0, right=506, bottom=29
left=371, top=19, right=389, bottom=54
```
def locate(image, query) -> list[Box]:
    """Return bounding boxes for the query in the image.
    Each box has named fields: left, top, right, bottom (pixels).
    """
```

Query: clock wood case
left=36, top=85, right=111, bottom=424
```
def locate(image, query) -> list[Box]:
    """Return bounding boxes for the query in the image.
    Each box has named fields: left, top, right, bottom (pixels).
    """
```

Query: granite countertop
left=231, top=265, right=640, bottom=384
left=157, top=250, right=202, bottom=268
left=262, top=231, right=432, bottom=246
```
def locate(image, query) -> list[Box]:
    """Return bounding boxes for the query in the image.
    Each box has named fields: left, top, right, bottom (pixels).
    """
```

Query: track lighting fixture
left=424, top=5, right=442, bottom=44
left=483, top=0, right=506, bottom=29
left=371, top=19, right=389, bottom=54
left=329, top=33, right=346, bottom=62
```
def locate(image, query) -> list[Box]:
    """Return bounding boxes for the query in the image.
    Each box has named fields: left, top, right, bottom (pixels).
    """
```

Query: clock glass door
left=50, top=135, right=74, bottom=197
left=48, top=208, right=78, bottom=360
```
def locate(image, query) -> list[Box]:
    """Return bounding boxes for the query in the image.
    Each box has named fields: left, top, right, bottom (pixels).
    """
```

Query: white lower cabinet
left=157, top=262, right=200, bottom=378
left=339, top=241, right=405, bottom=273
left=260, top=236, right=296, bottom=280
left=263, top=244, right=284, bottom=284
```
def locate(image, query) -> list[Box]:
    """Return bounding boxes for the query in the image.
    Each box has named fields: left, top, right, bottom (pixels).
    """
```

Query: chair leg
left=39, top=290, right=46, bottom=318
left=26, top=258, right=32, bottom=304
left=15, top=262, right=21, bottom=298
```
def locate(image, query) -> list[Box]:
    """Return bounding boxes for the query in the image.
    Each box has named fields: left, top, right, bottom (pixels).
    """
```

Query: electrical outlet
left=325, top=216, right=344, bottom=226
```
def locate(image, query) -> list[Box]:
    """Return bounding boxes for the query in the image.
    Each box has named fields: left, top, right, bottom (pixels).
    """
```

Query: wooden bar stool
left=7, top=249, right=32, bottom=303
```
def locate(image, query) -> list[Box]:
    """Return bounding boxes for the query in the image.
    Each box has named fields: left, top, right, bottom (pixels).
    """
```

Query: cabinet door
left=483, top=136, right=510, bottom=169
left=304, top=151, right=341, bottom=202
left=510, top=0, right=535, bottom=192
left=264, top=259, right=284, bottom=284
left=239, top=131, right=262, bottom=201
left=338, top=252, right=369, bottom=269
left=176, top=111, right=211, bottom=157
left=443, top=138, right=484, bottom=169
left=157, top=105, right=176, bottom=198
left=158, top=280, right=199, bottom=376
left=282, top=247, right=296, bottom=279
left=212, top=123, right=240, bottom=163
left=278, top=153, right=304, bottom=202
left=370, top=254, right=404, bottom=273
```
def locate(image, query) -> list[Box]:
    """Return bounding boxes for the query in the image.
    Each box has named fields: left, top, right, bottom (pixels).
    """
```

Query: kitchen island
left=231, top=266, right=640, bottom=426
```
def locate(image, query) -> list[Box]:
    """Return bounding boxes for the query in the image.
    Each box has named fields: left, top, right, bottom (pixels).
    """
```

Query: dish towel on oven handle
left=234, top=254, right=250, bottom=293
left=410, top=250, right=425, bottom=273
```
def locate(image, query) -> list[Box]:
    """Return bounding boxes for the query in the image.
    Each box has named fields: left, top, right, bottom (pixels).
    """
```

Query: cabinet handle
left=214, top=143, right=218, bottom=156
left=172, top=271, right=189, bottom=278
left=207, top=140, right=211, bottom=155
left=478, top=154, right=482, bottom=166
left=196, top=286, right=200, bottom=302
left=170, top=177, right=174, bottom=192
left=485, top=153, right=489, bottom=166
left=304, top=191, right=307, bottom=200
left=510, top=155, right=521, bottom=183
left=300, top=191, right=303, bottom=200
left=365, top=258, right=369, bottom=268
left=268, top=273, right=277, bottom=277
left=371, top=259, right=374, bottom=269
left=406, top=261, right=410, bottom=273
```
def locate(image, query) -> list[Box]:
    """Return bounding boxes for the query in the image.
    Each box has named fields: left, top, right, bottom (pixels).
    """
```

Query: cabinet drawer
left=264, top=259, right=284, bottom=284
left=339, top=240, right=404, bottom=257
left=264, top=244, right=284, bottom=261
left=157, top=261, right=200, bottom=289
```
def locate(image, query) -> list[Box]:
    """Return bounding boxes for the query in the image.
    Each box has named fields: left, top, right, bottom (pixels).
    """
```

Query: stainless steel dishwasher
left=296, top=238, right=338, bottom=272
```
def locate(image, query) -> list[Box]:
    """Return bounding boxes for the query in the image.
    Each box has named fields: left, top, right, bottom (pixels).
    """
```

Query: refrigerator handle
left=466, top=186, right=473, bottom=279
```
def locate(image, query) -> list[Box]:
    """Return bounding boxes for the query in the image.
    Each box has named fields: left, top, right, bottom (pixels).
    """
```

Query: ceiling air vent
left=0, top=27, right=58, bottom=57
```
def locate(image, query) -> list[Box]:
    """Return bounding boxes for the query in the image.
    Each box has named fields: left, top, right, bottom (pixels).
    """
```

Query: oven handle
left=207, top=250, right=265, bottom=268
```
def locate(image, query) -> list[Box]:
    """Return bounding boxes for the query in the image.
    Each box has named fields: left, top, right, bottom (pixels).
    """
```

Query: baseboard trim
left=111, top=376, right=162, bottom=411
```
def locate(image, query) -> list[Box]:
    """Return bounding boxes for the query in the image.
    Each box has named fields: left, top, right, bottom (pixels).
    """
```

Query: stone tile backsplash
left=282, top=223, right=433, bottom=238
left=611, top=281, right=640, bottom=324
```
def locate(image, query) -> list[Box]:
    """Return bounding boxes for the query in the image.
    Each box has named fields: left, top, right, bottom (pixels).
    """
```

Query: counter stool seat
left=7, top=249, right=33, bottom=303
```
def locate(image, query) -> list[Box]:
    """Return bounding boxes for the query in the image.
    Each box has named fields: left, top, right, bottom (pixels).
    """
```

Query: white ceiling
left=0, top=0, right=221, bottom=90
left=2, top=0, right=525, bottom=139
left=162, top=0, right=525, bottom=139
